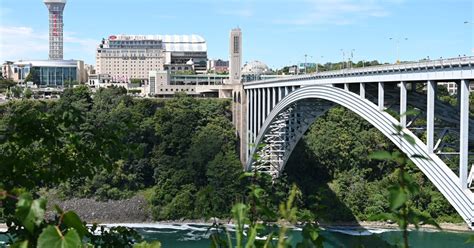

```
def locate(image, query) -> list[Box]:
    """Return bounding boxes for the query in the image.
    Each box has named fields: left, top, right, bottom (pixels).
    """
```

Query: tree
left=10, top=86, right=22, bottom=98
left=0, top=78, right=16, bottom=93
left=130, top=79, right=142, bottom=85
left=23, top=88, right=33, bottom=99
left=64, top=79, right=78, bottom=88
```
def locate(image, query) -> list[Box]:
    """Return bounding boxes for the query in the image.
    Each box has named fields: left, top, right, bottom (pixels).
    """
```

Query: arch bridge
left=232, top=57, right=474, bottom=229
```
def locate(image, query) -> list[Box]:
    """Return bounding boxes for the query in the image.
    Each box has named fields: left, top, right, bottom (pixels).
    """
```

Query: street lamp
left=304, top=54, right=308, bottom=74
left=389, top=37, right=408, bottom=64
left=349, top=49, right=355, bottom=69
left=304, top=54, right=313, bottom=74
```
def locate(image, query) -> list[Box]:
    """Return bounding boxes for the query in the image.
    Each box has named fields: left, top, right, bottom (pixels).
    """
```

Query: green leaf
left=0, top=189, right=6, bottom=200
left=401, top=109, right=420, bottom=117
left=389, top=186, right=407, bottom=210
left=369, top=151, right=393, bottom=161
left=133, top=241, right=162, bottom=248
left=63, top=211, right=89, bottom=239
left=37, top=225, right=82, bottom=248
left=245, top=225, right=259, bottom=248
left=15, top=193, right=47, bottom=234
left=239, top=172, right=254, bottom=180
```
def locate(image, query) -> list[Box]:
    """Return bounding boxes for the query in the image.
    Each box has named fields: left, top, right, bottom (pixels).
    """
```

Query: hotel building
left=95, top=34, right=208, bottom=82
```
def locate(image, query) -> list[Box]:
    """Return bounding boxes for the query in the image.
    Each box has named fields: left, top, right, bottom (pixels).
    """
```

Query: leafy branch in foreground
left=209, top=182, right=324, bottom=248
left=1, top=191, right=161, bottom=248
left=369, top=111, right=440, bottom=248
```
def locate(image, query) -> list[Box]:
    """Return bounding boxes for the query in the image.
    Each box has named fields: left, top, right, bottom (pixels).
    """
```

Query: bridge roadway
left=234, top=56, right=474, bottom=228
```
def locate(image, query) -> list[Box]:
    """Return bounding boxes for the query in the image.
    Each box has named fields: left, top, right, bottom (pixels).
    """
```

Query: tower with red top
left=44, top=0, right=66, bottom=60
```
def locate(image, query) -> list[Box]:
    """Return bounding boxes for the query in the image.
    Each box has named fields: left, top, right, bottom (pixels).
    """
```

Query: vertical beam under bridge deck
left=252, top=89, right=257, bottom=143
left=272, top=87, right=277, bottom=109
left=427, top=80, right=436, bottom=154
left=360, top=83, right=366, bottom=99
left=266, top=88, right=271, bottom=119
left=262, top=88, right=267, bottom=124
left=246, top=89, right=250, bottom=160
left=378, top=82, right=385, bottom=110
left=257, top=89, right=261, bottom=136
left=344, top=83, right=349, bottom=91
left=460, top=79, right=469, bottom=188
left=400, top=81, right=407, bottom=128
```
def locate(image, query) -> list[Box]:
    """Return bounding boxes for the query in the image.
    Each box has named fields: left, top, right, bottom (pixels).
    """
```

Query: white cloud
left=0, top=26, right=97, bottom=63
left=274, top=0, right=395, bottom=26
left=0, top=26, right=48, bottom=61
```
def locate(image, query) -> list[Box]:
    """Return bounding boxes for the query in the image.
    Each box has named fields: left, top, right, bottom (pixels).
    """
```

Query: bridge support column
left=344, top=83, right=349, bottom=91
left=262, top=88, right=267, bottom=122
left=427, top=80, right=436, bottom=154
left=272, top=87, right=277, bottom=108
left=360, top=83, right=365, bottom=99
left=266, top=88, right=271, bottom=119
left=246, top=89, right=250, bottom=160
left=253, top=89, right=257, bottom=143
left=257, top=89, right=262, bottom=135
left=378, top=82, right=384, bottom=110
left=400, top=81, right=407, bottom=128
left=460, top=79, right=469, bottom=189
left=457, top=81, right=461, bottom=111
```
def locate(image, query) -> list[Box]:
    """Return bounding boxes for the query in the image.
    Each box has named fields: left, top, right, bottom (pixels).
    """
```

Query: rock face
left=48, top=195, right=152, bottom=223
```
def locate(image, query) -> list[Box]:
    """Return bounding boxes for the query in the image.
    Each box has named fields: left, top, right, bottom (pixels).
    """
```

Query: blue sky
left=0, top=0, right=472, bottom=68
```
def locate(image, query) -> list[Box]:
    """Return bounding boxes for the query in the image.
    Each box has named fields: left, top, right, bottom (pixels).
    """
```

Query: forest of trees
left=0, top=85, right=470, bottom=225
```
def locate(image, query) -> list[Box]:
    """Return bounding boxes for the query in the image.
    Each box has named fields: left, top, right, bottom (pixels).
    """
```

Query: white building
left=3, top=60, right=85, bottom=87
left=96, top=34, right=208, bottom=82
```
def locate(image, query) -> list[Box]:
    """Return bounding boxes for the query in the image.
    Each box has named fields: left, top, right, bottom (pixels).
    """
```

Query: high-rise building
left=44, top=0, right=66, bottom=60
left=96, top=34, right=208, bottom=82
left=229, top=28, right=242, bottom=84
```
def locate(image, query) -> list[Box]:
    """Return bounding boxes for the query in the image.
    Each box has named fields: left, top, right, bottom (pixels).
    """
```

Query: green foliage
left=15, top=194, right=46, bottom=234
left=0, top=86, right=127, bottom=192
left=209, top=183, right=324, bottom=248
left=37, top=226, right=81, bottom=248
left=23, top=88, right=33, bottom=99
left=134, top=241, right=162, bottom=248
left=2, top=192, right=157, bottom=247
left=370, top=118, right=440, bottom=248
left=149, top=96, right=243, bottom=220
left=282, top=106, right=461, bottom=225
left=0, top=78, right=16, bottom=93
left=130, top=79, right=142, bottom=84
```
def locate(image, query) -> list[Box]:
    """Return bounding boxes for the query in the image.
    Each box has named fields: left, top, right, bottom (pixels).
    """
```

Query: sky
left=0, top=0, right=473, bottom=69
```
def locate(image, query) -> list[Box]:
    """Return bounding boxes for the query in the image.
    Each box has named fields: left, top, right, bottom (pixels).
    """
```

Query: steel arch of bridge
left=245, top=85, right=474, bottom=229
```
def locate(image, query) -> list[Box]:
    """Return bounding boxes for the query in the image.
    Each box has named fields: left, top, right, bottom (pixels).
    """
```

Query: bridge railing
left=244, top=56, right=474, bottom=86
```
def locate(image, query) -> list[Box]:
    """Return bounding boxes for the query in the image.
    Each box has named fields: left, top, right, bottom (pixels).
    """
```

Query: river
left=1, top=223, right=472, bottom=247
left=111, top=223, right=473, bottom=247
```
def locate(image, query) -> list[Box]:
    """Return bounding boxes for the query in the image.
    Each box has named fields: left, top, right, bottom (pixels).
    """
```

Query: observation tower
left=44, top=0, right=66, bottom=60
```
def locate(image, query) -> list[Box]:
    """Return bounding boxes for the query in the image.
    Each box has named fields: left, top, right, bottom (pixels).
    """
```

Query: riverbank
left=1, top=221, right=470, bottom=234
left=4, top=194, right=466, bottom=234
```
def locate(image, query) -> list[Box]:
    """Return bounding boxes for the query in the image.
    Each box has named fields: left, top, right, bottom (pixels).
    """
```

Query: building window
left=233, top=36, right=239, bottom=54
